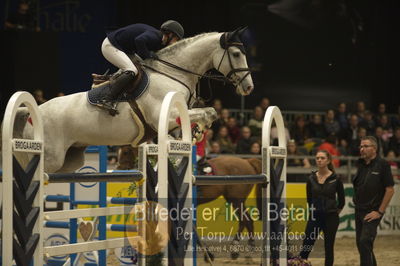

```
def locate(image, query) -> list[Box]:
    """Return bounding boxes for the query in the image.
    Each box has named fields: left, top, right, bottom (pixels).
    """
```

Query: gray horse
left=10, top=28, right=254, bottom=173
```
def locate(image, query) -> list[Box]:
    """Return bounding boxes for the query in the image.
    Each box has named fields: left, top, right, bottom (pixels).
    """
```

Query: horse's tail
left=13, top=107, right=30, bottom=138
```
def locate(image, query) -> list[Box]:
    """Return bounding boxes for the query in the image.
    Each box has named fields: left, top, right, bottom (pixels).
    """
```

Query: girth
left=128, top=100, right=158, bottom=146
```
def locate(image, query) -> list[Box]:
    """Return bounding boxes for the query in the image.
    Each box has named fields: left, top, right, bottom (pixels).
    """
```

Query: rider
left=99, top=20, right=184, bottom=111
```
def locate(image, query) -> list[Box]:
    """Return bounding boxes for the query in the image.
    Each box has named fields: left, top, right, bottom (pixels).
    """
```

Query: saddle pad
left=87, top=70, right=149, bottom=105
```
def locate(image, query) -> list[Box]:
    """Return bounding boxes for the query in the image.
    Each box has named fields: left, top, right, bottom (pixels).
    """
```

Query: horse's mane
left=157, top=32, right=220, bottom=57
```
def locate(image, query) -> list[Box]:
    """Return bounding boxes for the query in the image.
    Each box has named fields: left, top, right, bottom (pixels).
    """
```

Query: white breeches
left=101, top=38, right=138, bottom=74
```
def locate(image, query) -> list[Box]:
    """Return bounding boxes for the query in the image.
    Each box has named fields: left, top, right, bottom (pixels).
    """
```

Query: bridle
left=216, top=33, right=251, bottom=89
left=142, top=32, right=252, bottom=106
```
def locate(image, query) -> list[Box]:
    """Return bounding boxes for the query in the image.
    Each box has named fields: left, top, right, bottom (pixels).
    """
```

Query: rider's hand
left=364, top=211, right=382, bottom=222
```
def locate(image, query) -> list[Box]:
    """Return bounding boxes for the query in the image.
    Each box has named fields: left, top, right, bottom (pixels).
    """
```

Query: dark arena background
left=1, top=0, right=400, bottom=265
left=0, top=0, right=399, bottom=114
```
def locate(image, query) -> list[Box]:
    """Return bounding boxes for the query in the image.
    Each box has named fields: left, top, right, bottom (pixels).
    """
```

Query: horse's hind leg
left=229, top=199, right=247, bottom=260
left=56, top=147, right=86, bottom=173
left=116, top=145, right=137, bottom=170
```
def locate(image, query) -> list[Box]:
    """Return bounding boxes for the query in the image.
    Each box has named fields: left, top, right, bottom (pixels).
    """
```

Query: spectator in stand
left=212, top=98, right=223, bottom=116
left=249, top=141, right=261, bottom=155
left=211, top=108, right=230, bottom=137
left=359, top=110, right=376, bottom=135
left=194, top=128, right=208, bottom=161
left=388, top=127, right=400, bottom=156
left=290, top=114, right=311, bottom=146
left=204, top=128, right=214, bottom=155
left=227, top=117, right=241, bottom=144
left=336, top=102, right=349, bottom=130
left=215, top=126, right=235, bottom=154
left=341, top=114, right=359, bottom=145
left=318, top=134, right=341, bottom=167
left=376, top=114, right=393, bottom=136
left=349, top=127, right=367, bottom=156
left=375, top=103, right=387, bottom=121
left=308, top=114, right=328, bottom=140
left=271, top=119, right=291, bottom=145
left=5, top=2, right=40, bottom=32
left=338, top=138, right=349, bottom=156
left=324, top=109, right=341, bottom=137
left=247, top=106, right=264, bottom=140
left=391, top=105, right=400, bottom=129
left=386, top=150, right=400, bottom=180
left=259, top=97, right=270, bottom=114
left=209, top=141, right=221, bottom=155
left=33, top=89, right=47, bottom=105
left=355, top=101, right=366, bottom=122
left=374, top=126, right=388, bottom=157
left=287, top=139, right=311, bottom=182
left=287, top=139, right=311, bottom=167
left=236, top=126, right=253, bottom=154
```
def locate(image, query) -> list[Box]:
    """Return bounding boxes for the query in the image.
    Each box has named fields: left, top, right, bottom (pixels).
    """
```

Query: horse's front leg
left=187, top=107, right=217, bottom=128
left=167, top=107, right=217, bottom=126
left=165, top=107, right=217, bottom=142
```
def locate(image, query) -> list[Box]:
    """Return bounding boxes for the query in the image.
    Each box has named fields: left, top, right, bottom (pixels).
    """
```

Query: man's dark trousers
left=355, top=210, right=381, bottom=266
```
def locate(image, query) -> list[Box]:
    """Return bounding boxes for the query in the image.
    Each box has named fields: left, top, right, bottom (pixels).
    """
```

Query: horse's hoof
left=230, top=239, right=240, bottom=260
left=248, top=238, right=256, bottom=252
left=230, top=251, right=239, bottom=260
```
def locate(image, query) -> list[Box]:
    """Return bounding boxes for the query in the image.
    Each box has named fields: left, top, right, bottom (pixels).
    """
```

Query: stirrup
left=98, top=100, right=119, bottom=116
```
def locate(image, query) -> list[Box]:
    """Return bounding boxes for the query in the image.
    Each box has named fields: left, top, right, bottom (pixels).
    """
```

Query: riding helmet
left=160, top=20, right=184, bottom=39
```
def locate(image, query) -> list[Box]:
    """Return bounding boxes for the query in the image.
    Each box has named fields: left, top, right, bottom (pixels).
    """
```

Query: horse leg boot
left=100, top=70, right=136, bottom=115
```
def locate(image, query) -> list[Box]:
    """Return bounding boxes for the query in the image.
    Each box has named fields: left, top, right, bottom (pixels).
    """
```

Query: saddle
left=87, top=61, right=156, bottom=146
left=87, top=60, right=149, bottom=115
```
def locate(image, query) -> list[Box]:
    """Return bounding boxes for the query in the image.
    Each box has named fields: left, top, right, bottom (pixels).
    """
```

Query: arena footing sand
left=105, top=235, right=399, bottom=265
left=195, top=235, right=400, bottom=266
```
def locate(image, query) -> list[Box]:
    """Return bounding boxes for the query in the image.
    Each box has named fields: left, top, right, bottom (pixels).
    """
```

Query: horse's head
left=215, top=27, right=254, bottom=96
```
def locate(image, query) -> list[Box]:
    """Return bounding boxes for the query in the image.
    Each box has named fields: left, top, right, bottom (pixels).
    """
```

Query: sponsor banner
left=269, top=146, right=287, bottom=158
left=146, top=144, right=158, bottom=155
left=12, top=139, right=43, bottom=153
left=168, top=141, right=192, bottom=155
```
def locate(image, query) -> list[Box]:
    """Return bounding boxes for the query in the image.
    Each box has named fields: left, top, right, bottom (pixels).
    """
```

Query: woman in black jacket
left=299, top=149, right=345, bottom=266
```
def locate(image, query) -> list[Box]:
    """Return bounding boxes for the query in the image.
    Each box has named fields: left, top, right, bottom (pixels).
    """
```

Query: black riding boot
left=100, top=70, right=136, bottom=115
